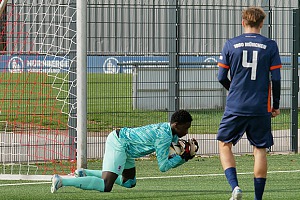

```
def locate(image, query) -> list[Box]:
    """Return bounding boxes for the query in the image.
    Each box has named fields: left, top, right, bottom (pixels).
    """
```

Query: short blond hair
left=242, top=7, right=266, bottom=28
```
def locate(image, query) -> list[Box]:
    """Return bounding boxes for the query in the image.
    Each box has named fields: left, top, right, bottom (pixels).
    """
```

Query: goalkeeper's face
left=172, top=122, right=191, bottom=138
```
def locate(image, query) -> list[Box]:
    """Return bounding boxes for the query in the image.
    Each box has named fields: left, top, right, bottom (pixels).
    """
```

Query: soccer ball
left=188, top=139, right=199, bottom=157
left=168, top=139, right=199, bottom=159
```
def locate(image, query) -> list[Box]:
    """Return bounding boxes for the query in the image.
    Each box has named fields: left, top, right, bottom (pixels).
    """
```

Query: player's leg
left=77, top=168, right=136, bottom=189
left=219, top=141, right=242, bottom=200
left=60, top=173, right=116, bottom=192
left=51, top=172, right=111, bottom=192
left=75, top=168, right=136, bottom=188
left=115, top=157, right=136, bottom=188
left=101, top=171, right=119, bottom=192
left=75, top=158, right=136, bottom=188
left=219, top=141, right=235, bottom=170
left=253, top=146, right=267, bottom=200
left=51, top=130, right=125, bottom=193
left=246, top=115, right=273, bottom=200
left=62, top=170, right=119, bottom=192
left=253, top=147, right=267, bottom=177
left=100, top=129, right=129, bottom=191
left=75, top=169, right=101, bottom=177
left=217, top=113, right=246, bottom=199
left=114, top=167, right=136, bottom=188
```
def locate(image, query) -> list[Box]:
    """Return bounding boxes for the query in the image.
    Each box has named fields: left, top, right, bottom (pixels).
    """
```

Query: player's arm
left=218, top=66, right=231, bottom=90
left=271, top=68, right=281, bottom=117
left=154, top=137, right=185, bottom=172
left=270, top=42, right=282, bottom=117
left=217, top=41, right=231, bottom=90
left=271, top=69, right=280, bottom=109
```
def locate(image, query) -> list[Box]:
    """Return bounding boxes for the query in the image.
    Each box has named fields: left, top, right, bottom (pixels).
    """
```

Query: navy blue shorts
left=217, top=113, right=274, bottom=148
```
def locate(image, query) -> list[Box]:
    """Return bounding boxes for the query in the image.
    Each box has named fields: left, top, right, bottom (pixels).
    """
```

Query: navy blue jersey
left=218, top=33, right=281, bottom=116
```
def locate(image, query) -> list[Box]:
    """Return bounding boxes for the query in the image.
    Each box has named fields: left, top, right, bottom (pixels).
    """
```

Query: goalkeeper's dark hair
left=170, top=110, right=193, bottom=124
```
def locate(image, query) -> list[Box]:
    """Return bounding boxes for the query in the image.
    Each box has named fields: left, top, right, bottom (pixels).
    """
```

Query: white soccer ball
left=188, top=139, right=199, bottom=157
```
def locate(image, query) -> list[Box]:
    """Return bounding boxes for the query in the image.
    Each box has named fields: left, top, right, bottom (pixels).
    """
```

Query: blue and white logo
left=8, top=56, right=23, bottom=73
left=204, top=57, right=217, bottom=68
left=103, top=57, right=120, bottom=74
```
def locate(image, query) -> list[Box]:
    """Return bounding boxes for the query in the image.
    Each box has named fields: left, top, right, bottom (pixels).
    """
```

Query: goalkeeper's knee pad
left=121, top=177, right=136, bottom=188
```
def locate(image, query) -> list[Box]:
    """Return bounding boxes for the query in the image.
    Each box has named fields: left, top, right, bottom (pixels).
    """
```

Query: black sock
left=254, top=177, right=266, bottom=200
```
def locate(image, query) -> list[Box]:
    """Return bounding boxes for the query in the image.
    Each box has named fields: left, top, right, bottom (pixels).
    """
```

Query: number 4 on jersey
left=242, top=50, right=258, bottom=80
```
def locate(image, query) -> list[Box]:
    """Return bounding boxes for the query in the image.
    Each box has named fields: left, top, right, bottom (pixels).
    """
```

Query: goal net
left=0, top=0, right=77, bottom=180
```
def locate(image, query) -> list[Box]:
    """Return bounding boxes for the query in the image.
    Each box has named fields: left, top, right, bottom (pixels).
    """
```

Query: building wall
left=86, top=0, right=298, bottom=55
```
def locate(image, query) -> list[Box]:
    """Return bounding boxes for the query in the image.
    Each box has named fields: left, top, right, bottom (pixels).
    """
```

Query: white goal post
left=76, top=0, right=87, bottom=172
left=0, top=0, right=87, bottom=180
left=0, top=0, right=7, bottom=16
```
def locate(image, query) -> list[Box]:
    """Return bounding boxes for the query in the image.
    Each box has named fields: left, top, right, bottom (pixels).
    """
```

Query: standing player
left=217, top=7, right=281, bottom=200
left=51, top=109, right=198, bottom=193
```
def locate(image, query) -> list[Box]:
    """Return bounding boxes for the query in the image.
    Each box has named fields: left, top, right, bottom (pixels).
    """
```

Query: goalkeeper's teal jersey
left=118, top=122, right=185, bottom=172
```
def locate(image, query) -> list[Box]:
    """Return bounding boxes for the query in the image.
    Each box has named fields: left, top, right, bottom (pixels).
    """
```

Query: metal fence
left=85, top=0, right=300, bottom=157
left=2, top=1, right=298, bottom=162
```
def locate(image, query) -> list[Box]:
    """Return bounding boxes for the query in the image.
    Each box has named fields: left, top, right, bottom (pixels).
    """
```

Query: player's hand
left=271, top=108, right=280, bottom=118
left=179, top=139, right=195, bottom=161
left=180, top=150, right=194, bottom=161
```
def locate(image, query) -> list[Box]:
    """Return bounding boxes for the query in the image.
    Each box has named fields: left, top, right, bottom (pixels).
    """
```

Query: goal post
left=0, top=0, right=84, bottom=180
left=0, top=0, right=7, bottom=17
left=76, top=0, right=87, bottom=171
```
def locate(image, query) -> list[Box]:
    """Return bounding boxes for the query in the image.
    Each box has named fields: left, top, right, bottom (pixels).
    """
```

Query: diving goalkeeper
left=51, top=109, right=198, bottom=193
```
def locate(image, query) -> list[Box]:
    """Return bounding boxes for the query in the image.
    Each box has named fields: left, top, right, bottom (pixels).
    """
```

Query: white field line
left=0, top=182, right=49, bottom=187
left=0, top=169, right=300, bottom=187
left=137, top=169, right=300, bottom=180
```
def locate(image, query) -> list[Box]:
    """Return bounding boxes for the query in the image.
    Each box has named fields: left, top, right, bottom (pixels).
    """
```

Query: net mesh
left=0, top=0, right=77, bottom=177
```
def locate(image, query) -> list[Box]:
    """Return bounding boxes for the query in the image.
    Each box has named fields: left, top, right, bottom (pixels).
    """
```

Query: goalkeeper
left=51, top=109, right=198, bottom=193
